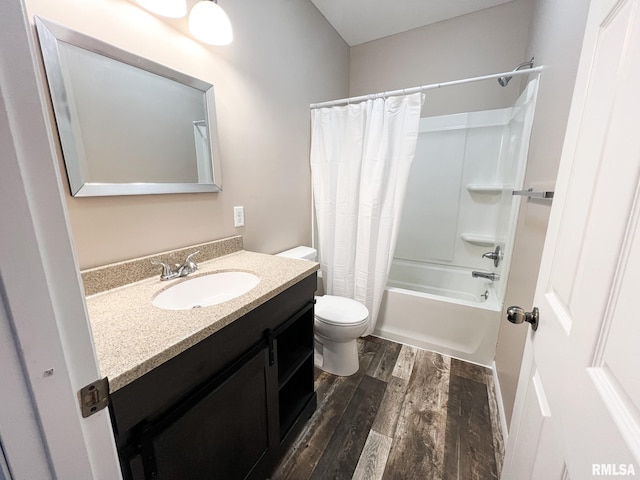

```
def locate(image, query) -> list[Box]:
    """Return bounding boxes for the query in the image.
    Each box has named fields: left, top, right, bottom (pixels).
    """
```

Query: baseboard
left=491, top=361, right=509, bottom=443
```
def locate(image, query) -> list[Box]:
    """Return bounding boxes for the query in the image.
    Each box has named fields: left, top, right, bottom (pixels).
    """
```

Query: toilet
left=276, top=246, right=369, bottom=376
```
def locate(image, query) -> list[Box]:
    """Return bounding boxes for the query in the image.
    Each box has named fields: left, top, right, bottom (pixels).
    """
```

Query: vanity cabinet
left=109, top=273, right=317, bottom=480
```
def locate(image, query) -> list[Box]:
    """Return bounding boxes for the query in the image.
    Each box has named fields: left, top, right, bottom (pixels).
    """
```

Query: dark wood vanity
left=108, top=273, right=317, bottom=480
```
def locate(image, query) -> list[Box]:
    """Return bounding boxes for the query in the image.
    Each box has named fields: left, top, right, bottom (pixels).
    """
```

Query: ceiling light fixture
left=189, top=0, right=233, bottom=46
left=134, top=0, right=187, bottom=18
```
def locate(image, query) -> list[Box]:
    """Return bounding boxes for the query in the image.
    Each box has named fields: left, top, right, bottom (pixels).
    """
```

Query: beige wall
left=495, top=0, right=591, bottom=427
left=27, top=0, right=349, bottom=269
left=349, top=0, right=534, bottom=117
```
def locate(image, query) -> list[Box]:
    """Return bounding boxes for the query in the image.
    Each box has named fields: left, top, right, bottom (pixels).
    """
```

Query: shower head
left=498, top=57, right=535, bottom=87
left=497, top=76, right=511, bottom=87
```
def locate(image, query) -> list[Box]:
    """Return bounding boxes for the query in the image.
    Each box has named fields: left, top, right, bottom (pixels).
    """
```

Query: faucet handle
left=184, top=250, right=200, bottom=263
left=482, top=245, right=502, bottom=267
left=177, top=250, right=199, bottom=277
left=151, top=260, right=177, bottom=280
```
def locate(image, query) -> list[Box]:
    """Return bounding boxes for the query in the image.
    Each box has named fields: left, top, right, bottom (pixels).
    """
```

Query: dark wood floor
left=272, top=336, right=504, bottom=480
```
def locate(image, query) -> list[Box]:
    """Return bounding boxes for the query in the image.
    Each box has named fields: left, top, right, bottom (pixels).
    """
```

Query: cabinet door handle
left=140, top=423, right=158, bottom=479
left=265, top=329, right=275, bottom=366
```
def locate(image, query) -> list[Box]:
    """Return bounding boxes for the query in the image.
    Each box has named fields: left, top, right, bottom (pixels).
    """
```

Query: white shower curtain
left=310, top=93, right=424, bottom=335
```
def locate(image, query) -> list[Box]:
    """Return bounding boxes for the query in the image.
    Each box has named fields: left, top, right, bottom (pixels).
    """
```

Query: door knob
left=506, top=306, right=539, bottom=331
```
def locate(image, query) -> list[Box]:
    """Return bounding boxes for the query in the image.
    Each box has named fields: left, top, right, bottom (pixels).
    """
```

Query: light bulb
left=189, top=1, right=233, bottom=46
left=135, top=0, right=187, bottom=18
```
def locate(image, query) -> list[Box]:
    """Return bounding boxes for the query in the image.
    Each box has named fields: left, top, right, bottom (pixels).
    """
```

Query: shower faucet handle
left=482, top=245, right=503, bottom=267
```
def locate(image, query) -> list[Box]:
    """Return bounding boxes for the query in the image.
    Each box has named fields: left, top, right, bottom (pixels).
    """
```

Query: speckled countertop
left=85, top=250, right=318, bottom=392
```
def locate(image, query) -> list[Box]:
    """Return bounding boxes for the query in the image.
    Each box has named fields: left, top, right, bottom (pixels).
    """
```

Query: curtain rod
left=309, top=66, right=543, bottom=109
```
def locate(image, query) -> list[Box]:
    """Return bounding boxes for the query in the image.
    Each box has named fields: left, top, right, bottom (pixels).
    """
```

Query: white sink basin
left=152, top=271, right=260, bottom=310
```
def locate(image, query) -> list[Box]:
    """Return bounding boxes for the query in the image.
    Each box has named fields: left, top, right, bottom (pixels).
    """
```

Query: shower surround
left=377, top=79, right=539, bottom=366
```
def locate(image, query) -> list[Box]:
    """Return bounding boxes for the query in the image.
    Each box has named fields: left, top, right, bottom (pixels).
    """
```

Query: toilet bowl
left=276, top=247, right=370, bottom=377
left=314, top=295, right=368, bottom=376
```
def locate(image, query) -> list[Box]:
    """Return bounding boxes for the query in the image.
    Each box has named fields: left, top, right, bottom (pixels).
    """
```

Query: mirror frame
left=35, top=16, right=223, bottom=197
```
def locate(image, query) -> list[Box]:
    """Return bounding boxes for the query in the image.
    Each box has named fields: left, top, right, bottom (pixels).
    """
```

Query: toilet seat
left=315, top=295, right=368, bottom=327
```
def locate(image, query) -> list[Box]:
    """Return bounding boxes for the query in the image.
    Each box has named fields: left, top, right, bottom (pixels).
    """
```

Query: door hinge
left=78, top=377, right=109, bottom=418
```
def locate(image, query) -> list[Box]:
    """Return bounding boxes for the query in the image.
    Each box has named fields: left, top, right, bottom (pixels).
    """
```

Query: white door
left=0, top=0, right=121, bottom=478
left=502, top=0, right=640, bottom=478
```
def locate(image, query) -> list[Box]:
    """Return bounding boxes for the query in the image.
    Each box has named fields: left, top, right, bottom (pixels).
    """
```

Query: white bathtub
left=375, top=261, right=502, bottom=366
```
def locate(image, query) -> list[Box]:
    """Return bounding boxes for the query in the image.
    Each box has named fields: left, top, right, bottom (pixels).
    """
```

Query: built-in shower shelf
left=461, top=233, right=495, bottom=247
left=466, top=184, right=507, bottom=195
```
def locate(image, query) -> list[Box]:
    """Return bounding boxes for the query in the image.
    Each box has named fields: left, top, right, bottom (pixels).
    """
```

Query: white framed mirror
left=35, top=17, right=222, bottom=197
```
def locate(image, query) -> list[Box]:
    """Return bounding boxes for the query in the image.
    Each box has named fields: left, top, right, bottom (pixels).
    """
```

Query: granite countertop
left=85, top=250, right=318, bottom=392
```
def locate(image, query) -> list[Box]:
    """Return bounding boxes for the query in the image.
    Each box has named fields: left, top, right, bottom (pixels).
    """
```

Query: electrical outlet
left=234, top=206, right=245, bottom=227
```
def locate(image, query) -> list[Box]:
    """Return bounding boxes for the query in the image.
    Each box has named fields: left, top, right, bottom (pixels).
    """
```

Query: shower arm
left=513, top=58, right=535, bottom=72
left=498, top=57, right=535, bottom=87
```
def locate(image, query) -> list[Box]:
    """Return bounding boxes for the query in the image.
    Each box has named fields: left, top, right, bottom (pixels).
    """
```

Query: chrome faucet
left=472, top=271, right=500, bottom=281
left=152, top=251, right=199, bottom=281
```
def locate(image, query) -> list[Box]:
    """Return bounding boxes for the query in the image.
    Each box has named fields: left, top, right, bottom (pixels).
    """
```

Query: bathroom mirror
left=34, top=17, right=222, bottom=197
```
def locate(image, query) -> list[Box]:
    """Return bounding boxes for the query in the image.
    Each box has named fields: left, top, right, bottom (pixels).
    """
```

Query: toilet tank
left=276, top=246, right=322, bottom=294
left=275, top=246, right=317, bottom=261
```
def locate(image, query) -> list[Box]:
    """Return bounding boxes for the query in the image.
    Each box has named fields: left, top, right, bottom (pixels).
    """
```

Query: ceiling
left=310, top=0, right=516, bottom=46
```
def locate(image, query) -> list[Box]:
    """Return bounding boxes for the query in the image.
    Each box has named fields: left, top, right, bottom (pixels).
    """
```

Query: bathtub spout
left=472, top=271, right=500, bottom=281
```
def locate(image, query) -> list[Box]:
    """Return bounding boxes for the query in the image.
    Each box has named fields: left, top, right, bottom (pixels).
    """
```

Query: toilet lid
left=315, top=295, right=369, bottom=326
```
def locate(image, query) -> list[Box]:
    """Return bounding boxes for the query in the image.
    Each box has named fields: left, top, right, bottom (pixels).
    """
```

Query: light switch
left=234, top=206, right=245, bottom=227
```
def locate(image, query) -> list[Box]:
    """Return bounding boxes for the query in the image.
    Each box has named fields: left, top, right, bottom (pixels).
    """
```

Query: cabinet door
left=139, top=344, right=277, bottom=480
